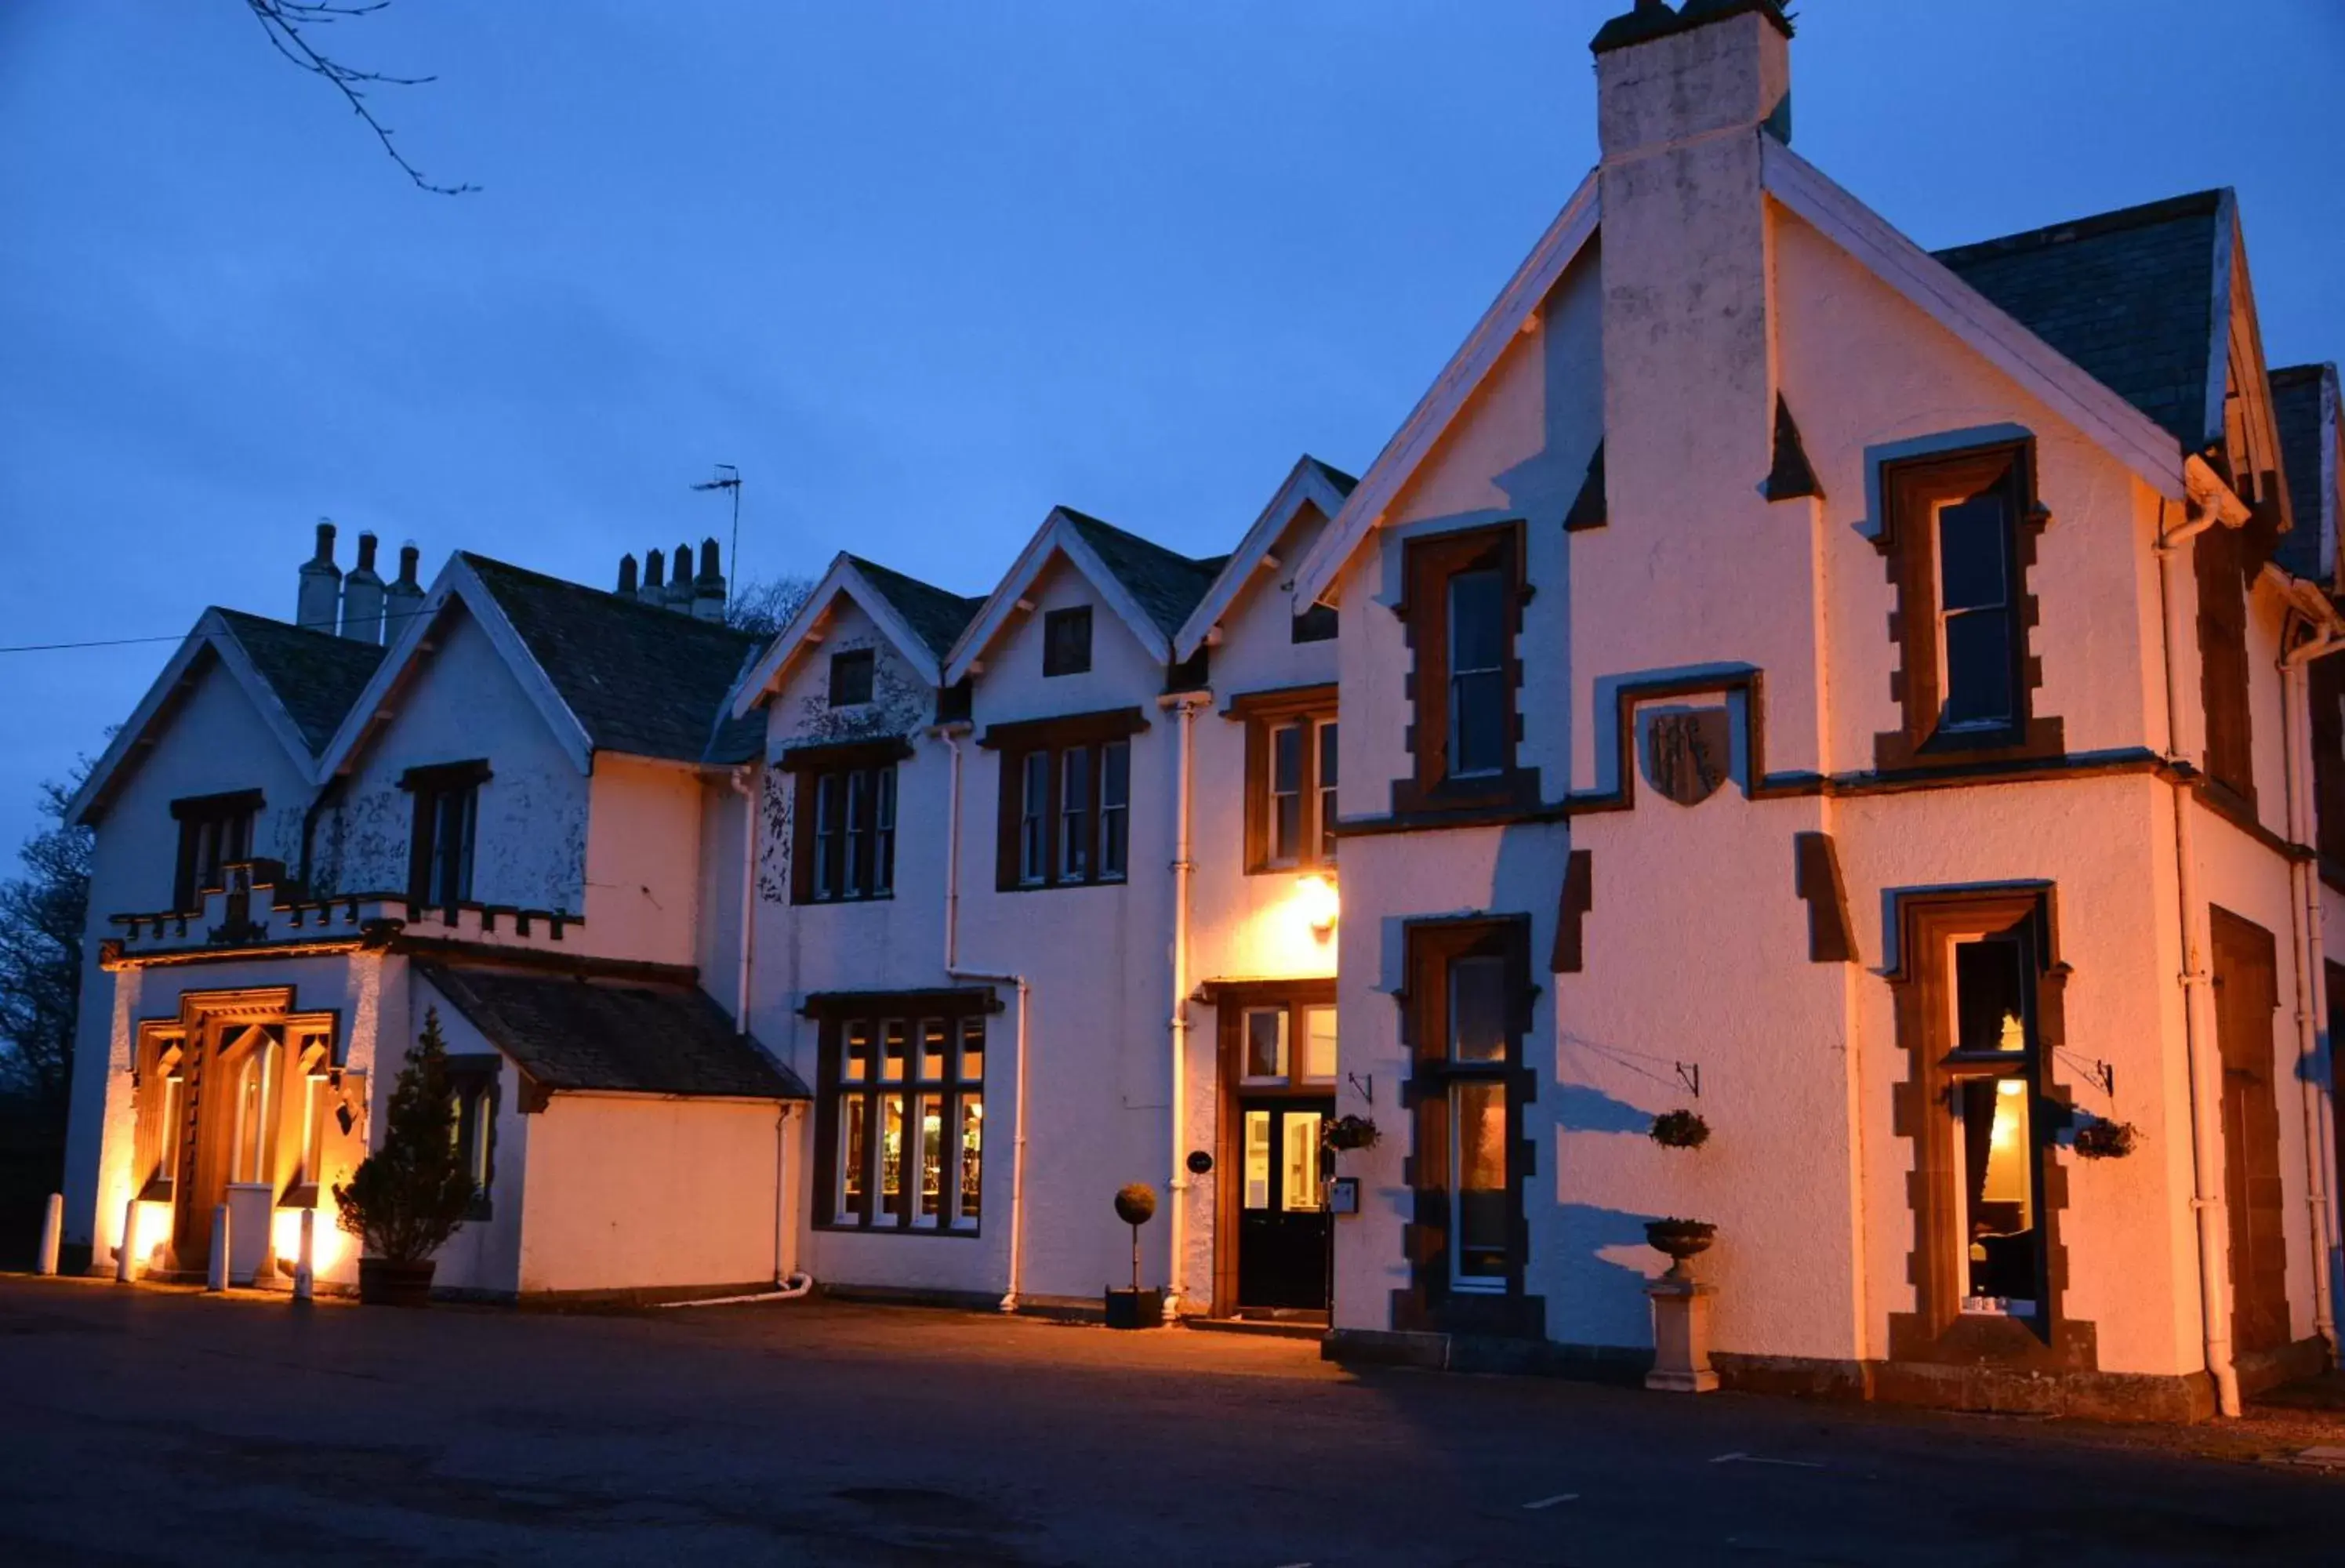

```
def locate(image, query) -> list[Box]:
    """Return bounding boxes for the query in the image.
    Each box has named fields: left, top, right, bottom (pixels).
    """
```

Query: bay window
left=811, top=993, right=994, bottom=1234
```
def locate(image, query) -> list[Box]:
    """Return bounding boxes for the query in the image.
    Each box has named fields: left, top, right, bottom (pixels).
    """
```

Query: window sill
left=813, top=1220, right=984, bottom=1239
left=799, top=893, right=897, bottom=907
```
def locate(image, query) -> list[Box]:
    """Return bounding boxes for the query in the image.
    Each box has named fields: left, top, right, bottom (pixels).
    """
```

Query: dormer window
left=170, top=789, right=260, bottom=911
left=401, top=761, right=488, bottom=911
left=1043, top=607, right=1092, bottom=677
left=828, top=649, right=875, bottom=707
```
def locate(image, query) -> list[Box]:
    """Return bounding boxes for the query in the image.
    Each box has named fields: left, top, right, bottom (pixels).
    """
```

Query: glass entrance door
left=1236, top=1098, right=1332, bottom=1310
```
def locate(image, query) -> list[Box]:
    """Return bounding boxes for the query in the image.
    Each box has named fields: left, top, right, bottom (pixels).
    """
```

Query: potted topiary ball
left=1105, top=1182, right=1163, bottom=1330
left=334, top=1007, right=477, bottom=1306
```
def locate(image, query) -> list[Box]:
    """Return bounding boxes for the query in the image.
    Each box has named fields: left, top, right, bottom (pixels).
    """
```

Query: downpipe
left=937, top=724, right=1032, bottom=1314
left=2157, top=480, right=2244, bottom=1416
left=659, top=1274, right=815, bottom=1308
left=1159, top=691, right=1205, bottom=1319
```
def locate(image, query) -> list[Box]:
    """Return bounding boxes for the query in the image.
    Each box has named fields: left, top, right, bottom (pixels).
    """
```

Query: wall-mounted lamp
left=1298, top=873, right=1339, bottom=938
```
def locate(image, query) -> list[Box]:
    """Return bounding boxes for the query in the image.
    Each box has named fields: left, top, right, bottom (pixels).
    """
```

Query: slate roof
left=1933, top=191, right=2224, bottom=452
left=2272, top=363, right=2336, bottom=583
left=845, top=555, right=982, bottom=662
left=1058, top=509, right=1227, bottom=640
left=419, top=963, right=809, bottom=1100
left=214, top=608, right=389, bottom=755
left=459, top=553, right=768, bottom=765
left=1305, top=457, right=1360, bottom=498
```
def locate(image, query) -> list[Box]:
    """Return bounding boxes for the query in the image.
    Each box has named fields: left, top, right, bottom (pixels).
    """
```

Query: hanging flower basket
left=2073, top=1120, right=2139, bottom=1160
left=1649, top=1109, right=1711, bottom=1150
left=1323, top=1114, right=1381, bottom=1152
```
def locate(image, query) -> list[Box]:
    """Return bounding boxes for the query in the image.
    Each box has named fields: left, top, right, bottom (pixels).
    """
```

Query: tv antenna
left=690, top=463, right=742, bottom=608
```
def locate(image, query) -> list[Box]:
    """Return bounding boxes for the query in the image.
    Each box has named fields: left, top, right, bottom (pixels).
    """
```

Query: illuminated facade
left=54, top=0, right=2345, bottom=1419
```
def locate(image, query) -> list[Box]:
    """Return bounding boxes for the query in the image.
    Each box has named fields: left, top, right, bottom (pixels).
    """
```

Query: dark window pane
left=1044, top=607, right=1093, bottom=677
left=828, top=649, right=875, bottom=706
left=1245, top=1009, right=1288, bottom=1079
left=1292, top=601, right=1338, bottom=643
left=1451, top=670, right=1508, bottom=776
left=1449, top=955, right=1508, bottom=1062
left=1019, top=753, right=1048, bottom=883
left=1060, top=746, right=1091, bottom=881
left=1100, top=741, right=1129, bottom=880
left=1954, top=937, right=2029, bottom=1054
left=873, top=767, right=896, bottom=895
left=1943, top=610, right=2014, bottom=728
left=1937, top=495, right=2010, bottom=612
left=1272, top=723, right=1303, bottom=861
left=1449, top=568, right=1506, bottom=671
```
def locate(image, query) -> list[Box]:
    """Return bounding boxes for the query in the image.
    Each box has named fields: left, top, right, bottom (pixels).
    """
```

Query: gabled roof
left=943, top=506, right=1225, bottom=684
left=1173, top=456, right=1359, bottom=662
left=320, top=553, right=766, bottom=781
left=1291, top=171, right=1599, bottom=606
left=1933, top=191, right=2228, bottom=454
left=419, top=962, right=808, bottom=1101
left=66, top=607, right=389, bottom=826
left=2273, top=363, right=2340, bottom=589
left=729, top=552, right=982, bottom=718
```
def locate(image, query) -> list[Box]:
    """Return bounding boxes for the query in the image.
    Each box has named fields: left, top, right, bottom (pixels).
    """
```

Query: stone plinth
left=1645, top=1276, right=1719, bottom=1393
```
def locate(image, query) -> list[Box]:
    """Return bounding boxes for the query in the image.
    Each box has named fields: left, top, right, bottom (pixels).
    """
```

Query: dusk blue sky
left=3, top=2, right=2340, bottom=858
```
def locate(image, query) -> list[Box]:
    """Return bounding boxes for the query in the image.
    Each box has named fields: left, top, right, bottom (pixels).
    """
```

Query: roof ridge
left=460, top=550, right=760, bottom=644
left=1933, top=188, right=2229, bottom=264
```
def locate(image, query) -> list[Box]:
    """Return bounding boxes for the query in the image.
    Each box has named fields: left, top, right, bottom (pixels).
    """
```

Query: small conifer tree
left=333, top=1007, right=475, bottom=1265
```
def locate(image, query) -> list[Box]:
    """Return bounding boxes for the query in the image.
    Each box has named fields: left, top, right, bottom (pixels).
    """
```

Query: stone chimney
left=692, top=537, right=727, bottom=622
left=668, top=539, right=695, bottom=612
left=644, top=547, right=667, bottom=601
left=296, top=521, right=341, bottom=633
left=617, top=554, right=640, bottom=599
left=1589, top=2, right=1823, bottom=757
left=340, top=531, right=386, bottom=643
left=384, top=542, right=425, bottom=641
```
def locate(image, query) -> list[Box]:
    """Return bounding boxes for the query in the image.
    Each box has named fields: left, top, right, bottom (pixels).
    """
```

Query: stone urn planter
left=1644, top=1218, right=1716, bottom=1282
left=358, top=1258, right=437, bottom=1308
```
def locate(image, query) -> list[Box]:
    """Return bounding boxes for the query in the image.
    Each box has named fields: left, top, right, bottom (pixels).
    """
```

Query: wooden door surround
left=1203, top=977, right=1337, bottom=1319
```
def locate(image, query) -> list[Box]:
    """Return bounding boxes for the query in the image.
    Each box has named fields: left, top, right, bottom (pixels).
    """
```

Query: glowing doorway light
left=1296, top=873, right=1339, bottom=937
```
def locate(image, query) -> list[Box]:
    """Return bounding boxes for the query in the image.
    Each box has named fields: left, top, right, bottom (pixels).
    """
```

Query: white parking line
left=1522, top=1493, right=1580, bottom=1510
left=1710, top=1451, right=1824, bottom=1469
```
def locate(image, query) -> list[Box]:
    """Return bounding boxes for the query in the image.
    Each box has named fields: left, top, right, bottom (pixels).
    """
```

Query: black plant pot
left=1104, top=1287, right=1163, bottom=1330
left=358, top=1258, right=437, bottom=1308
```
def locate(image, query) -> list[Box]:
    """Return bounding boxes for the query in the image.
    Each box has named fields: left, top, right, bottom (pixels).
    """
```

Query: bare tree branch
left=243, top=0, right=477, bottom=195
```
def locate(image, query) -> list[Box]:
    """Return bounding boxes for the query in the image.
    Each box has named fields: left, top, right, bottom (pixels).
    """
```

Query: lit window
left=1300, top=1006, right=1338, bottom=1082
left=822, top=1008, right=987, bottom=1232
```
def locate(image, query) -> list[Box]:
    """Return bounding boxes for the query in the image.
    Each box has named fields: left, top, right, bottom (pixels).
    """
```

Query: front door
left=172, top=1023, right=285, bottom=1274
left=2211, top=906, right=2289, bottom=1356
left=1236, top=1098, right=1332, bottom=1310
left=1212, top=985, right=1338, bottom=1316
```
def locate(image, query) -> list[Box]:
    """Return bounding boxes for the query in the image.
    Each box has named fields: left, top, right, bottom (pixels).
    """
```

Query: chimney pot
left=618, top=554, right=640, bottom=596
left=297, top=517, right=343, bottom=631
left=341, top=529, right=387, bottom=644
left=645, top=548, right=666, bottom=590
left=384, top=540, right=426, bottom=642
left=691, top=536, right=728, bottom=622
left=356, top=531, right=379, bottom=572
left=396, top=543, right=421, bottom=588
left=668, top=541, right=695, bottom=612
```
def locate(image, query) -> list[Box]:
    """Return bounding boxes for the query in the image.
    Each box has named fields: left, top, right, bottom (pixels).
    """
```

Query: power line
left=0, top=604, right=437, bottom=656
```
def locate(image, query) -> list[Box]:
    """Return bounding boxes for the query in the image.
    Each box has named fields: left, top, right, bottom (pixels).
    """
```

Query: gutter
left=935, top=722, right=1032, bottom=1313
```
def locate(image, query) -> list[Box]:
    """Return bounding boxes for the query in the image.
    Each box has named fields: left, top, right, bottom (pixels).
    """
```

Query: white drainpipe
left=1158, top=691, right=1205, bottom=1317
left=937, top=724, right=1032, bottom=1313
left=2281, top=614, right=2345, bottom=1352
left=731, top=763, right=763, bottom=1030
left=2156, top=469, right=2246, bottom=1416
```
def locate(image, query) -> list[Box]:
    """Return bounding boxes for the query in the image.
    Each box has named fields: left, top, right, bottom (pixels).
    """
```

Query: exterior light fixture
left=1298, top=873, right=1339, bottom=937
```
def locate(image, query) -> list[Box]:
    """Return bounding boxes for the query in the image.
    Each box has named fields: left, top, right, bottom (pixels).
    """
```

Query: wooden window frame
left=2195, top=520, right=2258, bottom=812
left=1391, top=914, right=1544, bottom=1339
left=982, top=708, right=1148, bottom=892
left=1205, top=976, right=1338, bottom=1316
left=781, top=739, right=909, bottom=906
left=1042, top=606, right=1093, bottom=677
left=808, top=990, right=996, bottom=1236
left=827, top=648, right=876, bottom=708
left=1229, top=684, right=1338, bottom=874
left=399, top=761, right=489, bottom=913
left=1392, top=523, right=1539, bottom=816
left=444, top=1054, right=500, bottom=1221
left=1871, top=441, right=2064, bottom=772
left=170, top=789, right=262, bottom=913
left=1886, top=886, right=2093, bottom=1371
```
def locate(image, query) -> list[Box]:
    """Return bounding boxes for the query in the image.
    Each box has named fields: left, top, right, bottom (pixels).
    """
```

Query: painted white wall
left=582, top=754, right=704, bottom=969
left=311, top=605, right=587, bottom=916
left=515, top=1094, right=782, bottom=1295
left=409, top=973, right=529, bottom=1297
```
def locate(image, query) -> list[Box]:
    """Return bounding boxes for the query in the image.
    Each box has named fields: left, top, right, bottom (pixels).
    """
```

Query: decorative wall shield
left=1643, top=707, right=1730, bottom=807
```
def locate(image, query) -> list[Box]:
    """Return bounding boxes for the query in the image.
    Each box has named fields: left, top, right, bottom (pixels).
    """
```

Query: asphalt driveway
left=2, top=1276, right=2341, bottom=1565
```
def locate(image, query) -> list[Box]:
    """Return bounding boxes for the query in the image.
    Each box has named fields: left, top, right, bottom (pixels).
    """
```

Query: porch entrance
left=1208, top=978, right=1337, bottom=1319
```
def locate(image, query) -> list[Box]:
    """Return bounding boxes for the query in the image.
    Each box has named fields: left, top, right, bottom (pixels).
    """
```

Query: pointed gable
left=846, top=555, right=984, bottom=665
left=728, top=553, right=982, bottom=722
left=945, top=507, right=1225, bottom=684
left=1174, top=455, right=1359, bottom=661
left=212, top=610, right=388, bottom=755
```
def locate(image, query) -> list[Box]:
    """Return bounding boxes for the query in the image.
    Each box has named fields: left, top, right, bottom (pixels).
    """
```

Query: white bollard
left=34, top=1193, right=62, bottom=1276
left=292, top=1209, right=315, bottom=1303
left=114, top=1197, right=139, bottom=1283
left=205, top=1204, right=230, bottom=1293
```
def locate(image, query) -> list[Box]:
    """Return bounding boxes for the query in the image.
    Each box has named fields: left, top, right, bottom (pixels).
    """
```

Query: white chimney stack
left=692, top=537, right=726, bottom=622
left=340, top=531, right=386, bottom=643
left=296, top=521, right=341, bottom=633
left=384, top=542, right=425, bottom=641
